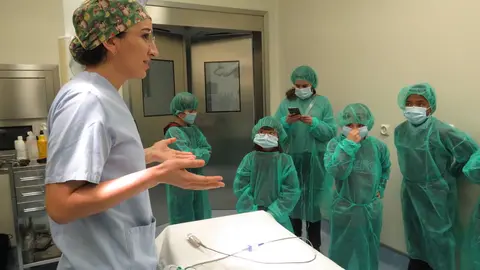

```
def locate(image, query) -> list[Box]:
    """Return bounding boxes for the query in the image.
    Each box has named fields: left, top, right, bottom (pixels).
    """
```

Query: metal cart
left=8, top=163, right=61, bottom=269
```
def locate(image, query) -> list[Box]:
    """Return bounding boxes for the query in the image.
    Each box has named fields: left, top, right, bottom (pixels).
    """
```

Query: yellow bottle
left=37, top=131, right=47, bottom=163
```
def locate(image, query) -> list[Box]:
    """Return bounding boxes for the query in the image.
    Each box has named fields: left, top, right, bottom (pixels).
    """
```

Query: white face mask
left=69, top=57, right=85, bottom=76
left=254, top=134, right=279, bottom=149
left=183, top=112, right=197, bottom=124
left=342, top=126, right=369, bottom=139
left=403, top=106, right=428, bottom=125
left=295, top=87, right=313, bottom=99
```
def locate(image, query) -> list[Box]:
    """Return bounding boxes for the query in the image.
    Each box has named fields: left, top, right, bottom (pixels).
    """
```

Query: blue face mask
left=295, top=87, right=313, bottom=99
left=183, top=113, right=197, bottom=124
left=254, top=134, right=278, bottom=149
left=403, top=107, right=427, bottom=125
left=342, top=126, right=369, bottom=139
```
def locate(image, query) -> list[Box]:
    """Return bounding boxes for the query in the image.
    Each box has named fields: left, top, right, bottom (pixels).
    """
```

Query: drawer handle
left=20, top=176, right=43, bottom=182
left=22, top=191, right=44, bottom=197
left=23, top=206, right=45, bottom=213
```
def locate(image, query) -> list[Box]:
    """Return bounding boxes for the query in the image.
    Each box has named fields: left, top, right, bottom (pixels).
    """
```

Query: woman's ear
left=103, top=37, right=122, bottom=56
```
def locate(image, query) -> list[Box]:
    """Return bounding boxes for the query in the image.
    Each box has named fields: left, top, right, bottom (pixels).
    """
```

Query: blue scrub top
left=46, top=72, right=157, bottom=269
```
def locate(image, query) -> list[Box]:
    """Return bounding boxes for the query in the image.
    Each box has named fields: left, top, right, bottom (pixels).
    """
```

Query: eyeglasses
left=147, top=33, right=156, bottom=43
left=143, top=32, right=156, bottom=46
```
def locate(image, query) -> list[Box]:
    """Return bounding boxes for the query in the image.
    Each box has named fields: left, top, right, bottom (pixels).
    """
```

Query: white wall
left=62, top=0, right=79, bottom=37
left=278, top=0, right=480, bottom=253
left=0, top=0, right=64, bottom=64
left=0, top=0, right=65, bottom=244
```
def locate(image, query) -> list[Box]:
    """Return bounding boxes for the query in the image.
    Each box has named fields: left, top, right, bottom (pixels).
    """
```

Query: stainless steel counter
left=1, top=159, right=61, bottom=269
left=0, top=152, right=17, bottom=249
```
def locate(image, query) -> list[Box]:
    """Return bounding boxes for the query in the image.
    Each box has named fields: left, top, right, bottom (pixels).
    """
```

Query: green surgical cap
left=70, top=0, right=150, bottom=60
left=337, top=103, right=375, bottom=130
left=397, top=83, right=437, bottom=113
left=170, top=92, right=198, bottom=115
left=251, top=116, right=287, bottom=143
left=290, top=65, right=318, bottom=88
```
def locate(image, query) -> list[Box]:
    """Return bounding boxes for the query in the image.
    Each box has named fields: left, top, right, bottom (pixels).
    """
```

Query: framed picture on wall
left=204, top=61, right=241, bottom=113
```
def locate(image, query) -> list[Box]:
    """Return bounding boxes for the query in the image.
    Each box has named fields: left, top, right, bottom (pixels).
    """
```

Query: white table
left=155, top=211, right=343, bottom=270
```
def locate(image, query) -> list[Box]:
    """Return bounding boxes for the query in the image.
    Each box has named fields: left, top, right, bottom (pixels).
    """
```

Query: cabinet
left=0, top=64, right=59, bottom=124
left=9, top=164, right=61, bottom=269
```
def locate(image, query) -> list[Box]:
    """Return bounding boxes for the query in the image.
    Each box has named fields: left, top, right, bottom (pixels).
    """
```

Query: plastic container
left=40, top=123, right=48, bottom=140
left=14, top=136, right=27, bottom=161
left=26, top=131, right=39, bottom=161
left=37, top=131, right=47, bottom=163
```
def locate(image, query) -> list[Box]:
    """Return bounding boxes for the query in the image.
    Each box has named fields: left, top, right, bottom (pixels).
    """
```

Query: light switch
left=380, top=124, right=390, bottom=136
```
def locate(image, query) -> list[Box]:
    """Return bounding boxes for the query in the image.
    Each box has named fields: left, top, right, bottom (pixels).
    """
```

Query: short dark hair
left=71, top=32, right=126, bottom=66
left=286, top=87, right=317, bottom=100
left=259, top=126, right=274, bottom=132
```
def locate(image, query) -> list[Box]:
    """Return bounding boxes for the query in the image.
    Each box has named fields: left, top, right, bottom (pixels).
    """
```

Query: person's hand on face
left=286, top=114, right=301, bottom=124
left=300, top=116, right=313, bottom=125
left=148, top=138, right=196, bottom=163
left=153, top=159, right=224, bottom=190
left=347, top=128, right=362, bottom=143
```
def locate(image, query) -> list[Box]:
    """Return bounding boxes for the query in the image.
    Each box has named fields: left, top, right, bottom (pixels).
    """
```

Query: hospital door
left=191, top=36, right=255, bottom=210
left=129, top=32, right=186, bottom=225
left=130, top=32, right=186, bottom=149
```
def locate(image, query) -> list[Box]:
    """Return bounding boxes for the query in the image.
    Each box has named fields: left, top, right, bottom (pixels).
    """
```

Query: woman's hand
left=286, top=114, right=301, bottom=124
left=146, top=138, right=196, bottom=163
left=347, top=129, right=361, bottom=143
left=153, top=159, right=224, bottom=190
left=300, top=116, right=313, bottom=125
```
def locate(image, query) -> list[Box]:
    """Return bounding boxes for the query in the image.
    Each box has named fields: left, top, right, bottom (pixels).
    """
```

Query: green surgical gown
left=164, top=125, right=212, bottom=224
left=394, top=117, right=478, bottom=270
left=325, top=136, right=391, bottom=270
left=460, top=151, right=480, bottom=270
left=274, top=95, right=336, bottom=222
left=460, top=198, right=480, bottom=270
left=234, top=151, right=301, bottom=232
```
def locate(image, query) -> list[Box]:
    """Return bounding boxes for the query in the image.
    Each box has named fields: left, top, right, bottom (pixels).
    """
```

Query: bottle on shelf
left=26, top=131, right=39, bottom=162
left=40, top=123, right=48, bottom=140
left=37, top=131, right=47, bottom=164
left=15, top=136, right=27, bottom=161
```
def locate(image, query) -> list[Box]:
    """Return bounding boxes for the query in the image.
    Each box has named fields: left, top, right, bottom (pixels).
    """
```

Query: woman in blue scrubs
left=45, top=1, right=224, bottom=269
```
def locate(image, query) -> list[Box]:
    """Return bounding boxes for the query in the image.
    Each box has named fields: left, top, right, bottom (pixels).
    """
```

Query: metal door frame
left=147, top=0, right=267, bottom=17
left=122, top=0, right=269, bottom=119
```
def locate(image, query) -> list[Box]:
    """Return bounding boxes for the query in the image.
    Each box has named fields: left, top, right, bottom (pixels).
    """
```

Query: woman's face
left=107, top=19, right=159, bottom=79
left=178, top=109, right=197, bottom=118
left=346, top=123, right=365, bottom=129
left=406, top=94, right=431, bottom=115
left=294, top=79, right=311, bottom=89
left=259, top=128, right=278, bottom=138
